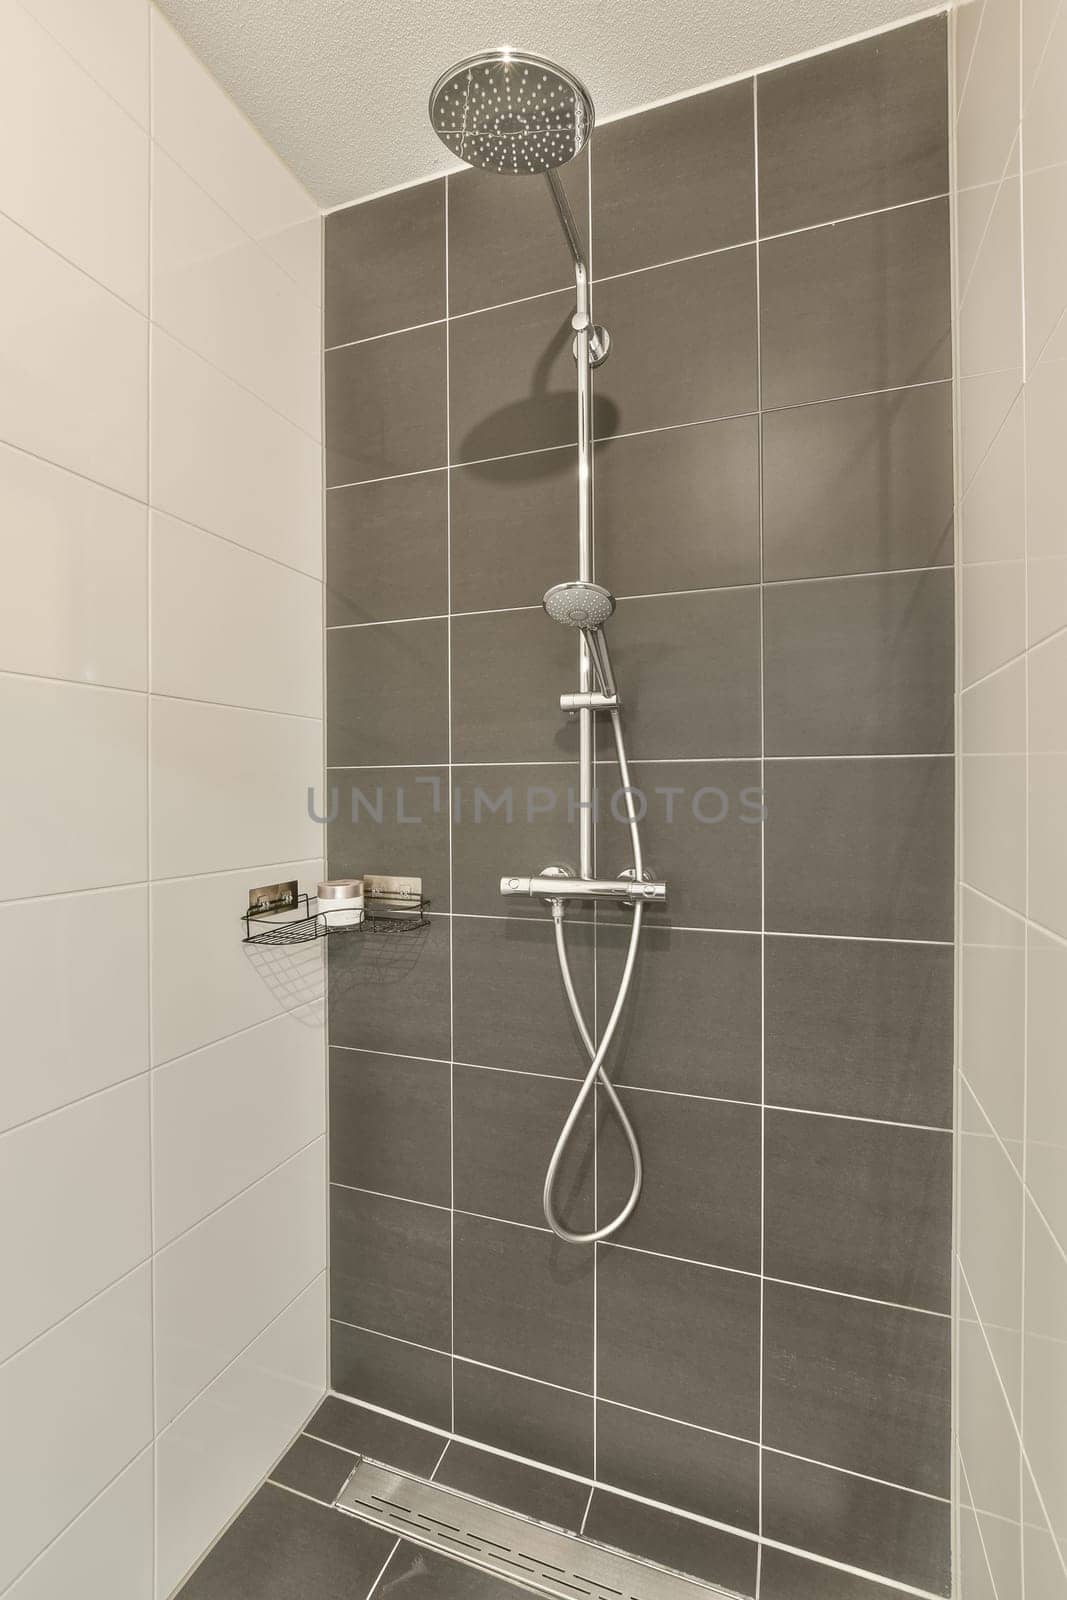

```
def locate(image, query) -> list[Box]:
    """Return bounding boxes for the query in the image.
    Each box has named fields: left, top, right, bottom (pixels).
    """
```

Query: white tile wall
left=4, top=1450, right=154, bottom=1600
left=154, top=1139, right=326, bottom=1427
left=151, top=146, right=320, bottom=435
left=20, top=0, right=150, bottom=125
left=0, top=4, right=149, bottom=309
left=149, top=10, right=320, bottom=300
left=0, top=2, right=324, bottom=1593
left=150, top=695, right=322, bottom=878
left=0, top=674, right=148, bottom=900
left=0, top=1266, right=153, bottom=1592
left=954, top=0, right=1067, bottom=1591
left=0, top=441, right=147, bottom=690
left=0, top=885, right=149, bottom=1133
left=0, top=1077, right=151, bottom=1363
left=0, top=210, right=148, bottom=498
left=150, top=857, right=323, bottom=1064
left=150, top=327, right=322, bottom=578
left=150, top=511, right=322, bottom=717
left=155, top=1274, right=327, bottom=1599
left=153, top=1005, right=325, bottom=1246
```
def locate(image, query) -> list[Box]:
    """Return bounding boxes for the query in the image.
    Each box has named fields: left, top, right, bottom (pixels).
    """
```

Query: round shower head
left=428, top=51, right=594, bottom=176
left=543, top=581, right=616, bottom=628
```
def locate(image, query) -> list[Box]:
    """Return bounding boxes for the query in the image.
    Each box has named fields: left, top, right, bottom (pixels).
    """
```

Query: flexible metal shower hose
left=542, top=706, right=645, bottom=1243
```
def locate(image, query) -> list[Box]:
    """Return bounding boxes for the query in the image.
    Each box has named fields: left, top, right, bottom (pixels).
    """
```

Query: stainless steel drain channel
left=335, top=1457, right=739, bottom=1600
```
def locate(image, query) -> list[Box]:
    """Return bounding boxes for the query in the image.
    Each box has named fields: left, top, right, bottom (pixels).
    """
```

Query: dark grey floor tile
left=764, top=935, right=954, bottom=1125
left=597, top=760, right=763, bottom=932
left=453, top=1361, right=594, bottom=1476
left=763, top=757, right=954, bottom=940
left=763, top=569, right=955, bottom=756
left=594, top=248, right=758, bottom=436
left=377, top=1541, right=529, bottom=1598
left=453, top=1212, right=593, bottom=1391
left=598, top=1090, right=761, bottom=1272
left=269, top=1434, right=355, bottom=1504
left=330, top=1048, right=451, bottom=1206
left=331, top=1322, right=452, bottom=1431
left=306, top=1395, right=444, bottom=1475
left=762, top=385, right=954, bottom=581
left=592, top=79, right=755, bottom=278
left=451, top=764, right=580, bottom=918
left=760, top=200, right=951, bottom=410
left=453, top=1063, right=594, bottom=1232
left=597, top=925, right=762, bottom=1100
left=176, top=1482, right=395, bottom=1600
left=450, top=451, right=577, bottom=614
left=326, top=182, right=445, bottom=346
left=451, top=608, right=579, bottom=765
left=757, top=15, right=949, bottom=236
left=596, top=1400, right=758, bottom=1531
left=762, top=1280, right=951, bottom=1495
left=329, top=916, right=450, bottom=1060
left=451, top=290, right=606, bottom=463
left=597, top=1247, right=760, bottom=1438
left=331, top=1187, right=452, bottom=1349
left=764, top=1110, right=952, bottom=1311
left=452, top=914, right=593, bottom=1078
left=326, top=473, right=448, bottom=626
left=595, top=416, right=760, bottom=597
left=327, top=765, right=450, bottom=910
left=447, top=155, right=588, bottom=316
left=326, top=323, right=447, bottom=486
left=583, top=1489, right=758, bottom=1595
left=760, top=1544, right=909, bottom=1600
left=328, top=620, right=449, bottom=767
left=434, top=1440, right=588, bottom=1531
left=598, top=589, right=761, bottom=760
left=761, top=1453, right=952, bottom=1596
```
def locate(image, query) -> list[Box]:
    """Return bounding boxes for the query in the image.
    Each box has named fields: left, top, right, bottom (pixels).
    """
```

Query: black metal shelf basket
left=242, top=892, right=431, bottom=945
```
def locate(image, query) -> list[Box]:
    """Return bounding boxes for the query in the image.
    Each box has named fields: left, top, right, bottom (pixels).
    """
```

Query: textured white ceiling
left=156, top=0, right=934, bottom=209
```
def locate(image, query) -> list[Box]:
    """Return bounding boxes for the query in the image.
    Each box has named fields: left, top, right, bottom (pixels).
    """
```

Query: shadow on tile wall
left=323, top=15, right=954, bottom=1598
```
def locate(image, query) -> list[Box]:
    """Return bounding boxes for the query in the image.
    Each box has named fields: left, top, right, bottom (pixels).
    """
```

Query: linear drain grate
left=335, top=1457, right=739, bottom=1600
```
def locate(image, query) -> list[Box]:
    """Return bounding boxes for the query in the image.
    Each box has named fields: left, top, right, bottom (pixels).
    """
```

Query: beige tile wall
left=954, top=0, right=1067, bottom=1594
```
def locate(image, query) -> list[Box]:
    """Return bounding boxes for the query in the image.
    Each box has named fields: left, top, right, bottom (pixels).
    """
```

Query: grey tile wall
left=323, top=17, right=953, bottom=1598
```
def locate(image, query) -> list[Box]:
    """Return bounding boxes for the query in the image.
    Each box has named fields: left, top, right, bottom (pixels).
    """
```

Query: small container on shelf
left=317, top=878, right=365, bottom=928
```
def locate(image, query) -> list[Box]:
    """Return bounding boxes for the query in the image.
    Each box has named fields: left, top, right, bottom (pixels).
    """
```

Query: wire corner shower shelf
left=241, top=891, right=431, bottom=945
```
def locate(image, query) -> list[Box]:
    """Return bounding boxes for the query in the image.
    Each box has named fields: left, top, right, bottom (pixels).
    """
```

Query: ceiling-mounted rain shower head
left=428, top=50, right=594, bottom=176
left=543, top=581, right=616, bottom=628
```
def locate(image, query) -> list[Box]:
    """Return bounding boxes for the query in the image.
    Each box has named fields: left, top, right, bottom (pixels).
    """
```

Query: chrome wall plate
left=336, top=1458, right=739, bottom=1600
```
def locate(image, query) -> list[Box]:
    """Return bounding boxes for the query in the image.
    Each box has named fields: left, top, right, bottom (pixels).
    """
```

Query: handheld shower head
left=428, top=51, right=594, bottom=176
left=543, top=581, right=615, bottom=629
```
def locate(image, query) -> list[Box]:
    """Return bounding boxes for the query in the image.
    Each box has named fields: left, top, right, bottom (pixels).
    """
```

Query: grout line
left=0, top=1447, right=156, bottom=1595
left=363, top=1537, right=402, bottom=1600
left=149, top=315, right=322, bottom=447
left=325, top=752, right=954, bottom=767
left=158, top=1271, right=328, bottom=1442
left=578, top=1481, right=596, bottom=1537
left=153, top=1135, right=325, bottom=1257
left=324, top=193, right=949, bottom=348
left=754, top=66, right=767, bottom=1592
left=326, top=315, right=447, bottom=352
left=325, top=1380, right=953, bottom=1530
left=323, top=563, right=955, bottom=632
left=960, top=1075, right=1067, bottom=1268
left=324, top=376, right=952, bottom=491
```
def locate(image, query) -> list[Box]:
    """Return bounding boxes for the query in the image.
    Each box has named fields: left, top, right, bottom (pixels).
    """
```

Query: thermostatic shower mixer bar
left=430, top=49, right=666, bottom=1243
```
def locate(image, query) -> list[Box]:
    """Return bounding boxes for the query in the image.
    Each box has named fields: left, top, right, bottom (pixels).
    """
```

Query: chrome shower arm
left=544, top=168, right=588, bottom=279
